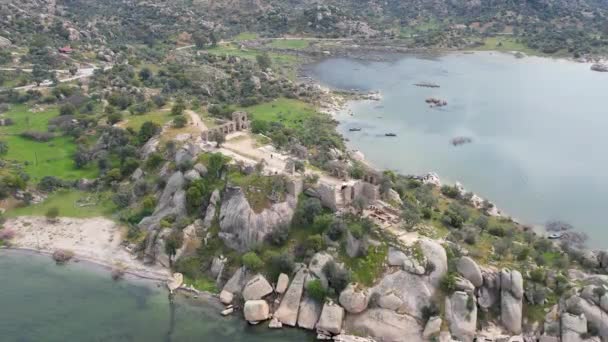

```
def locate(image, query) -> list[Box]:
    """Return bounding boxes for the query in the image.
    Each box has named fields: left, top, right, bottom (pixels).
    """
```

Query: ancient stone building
left=201, top=111, right=250, bottom=141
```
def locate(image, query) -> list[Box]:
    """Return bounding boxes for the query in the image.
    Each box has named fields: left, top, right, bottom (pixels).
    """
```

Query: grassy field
left=233, top=32, right=259, bottom=42
left=6, top=190, right=115, bottom=218
left=0, top=105, right=98, bottom=181
left=239, top=98, right=318, bottom=128
left=269, top=39, right=310, bottom=50
left=205, top=43, right=300, bottom=79
left=123, top=109, right=172, bottom=131
left=475, top=37, right=539, bottom=55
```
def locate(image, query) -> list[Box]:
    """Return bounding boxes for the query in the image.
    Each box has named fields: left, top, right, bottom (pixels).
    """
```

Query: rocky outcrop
left=223, top=266, right=252, bottom=296
left=309, top=252, right=333, bottom=289
left=445, top=291, right=477, bottom=342
left=455, top=276, right=475, bottom=293
left=218, top=186, right=296, bottom=252
left=173, top=222, right=201, bottom=262
left=305, top=182, right=337, bottom=211
left=203, top=189, right=220, bottom=229
left=387, top=247, right=425, bottom=275
left=275, top=267, right=308, bottom=326
left=167, top=273, right=183, bottom=293
left=344, top=308, right=423, bottom=341
left=276, top=273, right=289, bottom=294
left=457, top=257, right=483, bottom=287
left=297, top=296, right=322, bottom=330
left=566, top=295, right=608, bottom=339
left=501, top=269, right=523, bottom=334
left=0, top=36, right=11, bottom=47
left=141, top=136, right=159, bottom=159
left=377, top=292, right=403, bottom=311
left=243, top=300, right=269, bottom=323
left=339, top=283, right=369, bottom=314
left=219, top=290, right=233, bottom=305
left=423, top=316, right=442, bottom=339
left=478, top=270, right=501, bottom=310
left=561, top=312, right=588, bottom=342
left=139, top=171, right=186, bottom=232
left=419, top=239, right=447, bottom=287
left=242, top=274, right=273, bottom=301
left=316, top=302, right=345, bottom=335
left=333, top=334, right=377, bottom=342
left=184, top=169, right=200, bottom=182
left=371, top=270, right=432, bottom=320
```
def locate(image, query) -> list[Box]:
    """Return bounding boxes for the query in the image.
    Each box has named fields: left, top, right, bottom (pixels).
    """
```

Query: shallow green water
left=0, top=250, right=312, bottom=342
left=310, top=52, right=608, bottom=247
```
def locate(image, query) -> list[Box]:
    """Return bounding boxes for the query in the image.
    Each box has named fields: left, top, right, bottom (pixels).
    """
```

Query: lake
left=309, top=52, right=608, bottom=247
left=0, top=250, right=312, bottom=342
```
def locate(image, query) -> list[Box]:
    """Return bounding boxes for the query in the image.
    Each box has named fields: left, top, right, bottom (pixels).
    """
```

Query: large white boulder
left=219, top=290, right=233, bottom=305
left=297, top=296, right=322, bottom=330
left=242, top=274, right=273, bottom=301
left=501, top=269, right=523, bottom=334
left=275, top=267, right=308, bottom=326
left=423, top=316, right=442, bottom=340
left=243, top=300, right=269, bottom=323
left=344, top=308, right=423, bottom=341
left=445, top=291, right=477, bottom=342
left=276, top=273, right=289, bottom=294
left=419, top=239, right=447, bottom=287
left=561, top=312, right=587, bottom=342
left=457, top=257, right=483, bottom=287
left=316, top=302, right=345, bottom=335
left=339, top=284, right=370, bottom=314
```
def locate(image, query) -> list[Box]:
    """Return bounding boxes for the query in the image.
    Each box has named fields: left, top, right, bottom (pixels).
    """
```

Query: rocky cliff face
left=218, top=186, right=296, bottom=252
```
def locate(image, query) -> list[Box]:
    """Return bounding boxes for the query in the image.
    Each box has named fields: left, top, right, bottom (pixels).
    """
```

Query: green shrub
left=323, top=260, right=351, bottom=294
left=441, top=185, right=460, bottom=199
left=306, top=279, right=327, bottom=302
left=440, top=273, right=457, bottom=294
left=242, top=252, right=264, bottom=271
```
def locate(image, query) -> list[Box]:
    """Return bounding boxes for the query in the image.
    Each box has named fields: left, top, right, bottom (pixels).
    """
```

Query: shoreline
left=0, top=246, right=170, bottom=282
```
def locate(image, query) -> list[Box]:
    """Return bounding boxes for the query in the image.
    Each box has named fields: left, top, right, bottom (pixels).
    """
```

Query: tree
left=45, top=207, right=59, bottom=222
left=0, top=140, right=8, bottom=155
left=107, top=112, right=123, bottom=125
left=172, top=115, right=187, bottom=128
left=73, top=148, right=89, bottom=169
left=210, top=130, right=225, bottom=147
left=164, top=230, right=183, bottom=266
left=138, top=121, right=161, bottom=144
left=402, top=199, right=421, bottom=230
left=59, top=103, right=76, bottom=116
left=32, top=64, right=50, bottom=86
left=171, top=98, right=186, bottom=116
left=294, top=197, right=322, bottom=225
left=139, top=67, right=152, bottom=81
left=323, top=261, right=351, bottom=294
left=193, top=33, right=209, bottom=49
left=207, top=153, right=226, bottom=179
left=69, top=66, right=78, bottom=76
left=256, top=52, right=272, bottom=70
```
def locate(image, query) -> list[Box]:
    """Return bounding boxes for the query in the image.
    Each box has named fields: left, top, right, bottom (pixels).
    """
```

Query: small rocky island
left=426, top=97, right=448, bottom=107
left=590, top=63, right=608, bottom=72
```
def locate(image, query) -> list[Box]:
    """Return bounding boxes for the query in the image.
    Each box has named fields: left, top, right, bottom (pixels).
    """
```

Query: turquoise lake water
left=310, top=52, right=608, bottom=247
left=0, top=250, right=312, bottom=342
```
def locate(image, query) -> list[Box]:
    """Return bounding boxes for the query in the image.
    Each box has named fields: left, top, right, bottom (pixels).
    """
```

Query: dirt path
left=185, top=110, right=207, bottom=131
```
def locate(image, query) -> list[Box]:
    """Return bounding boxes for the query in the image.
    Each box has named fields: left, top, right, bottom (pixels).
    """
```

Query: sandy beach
left=3, top=216, right=171, bottom=281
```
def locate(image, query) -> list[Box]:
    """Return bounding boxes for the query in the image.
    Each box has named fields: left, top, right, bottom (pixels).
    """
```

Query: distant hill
left=1, top=0, right=608, bottom=56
